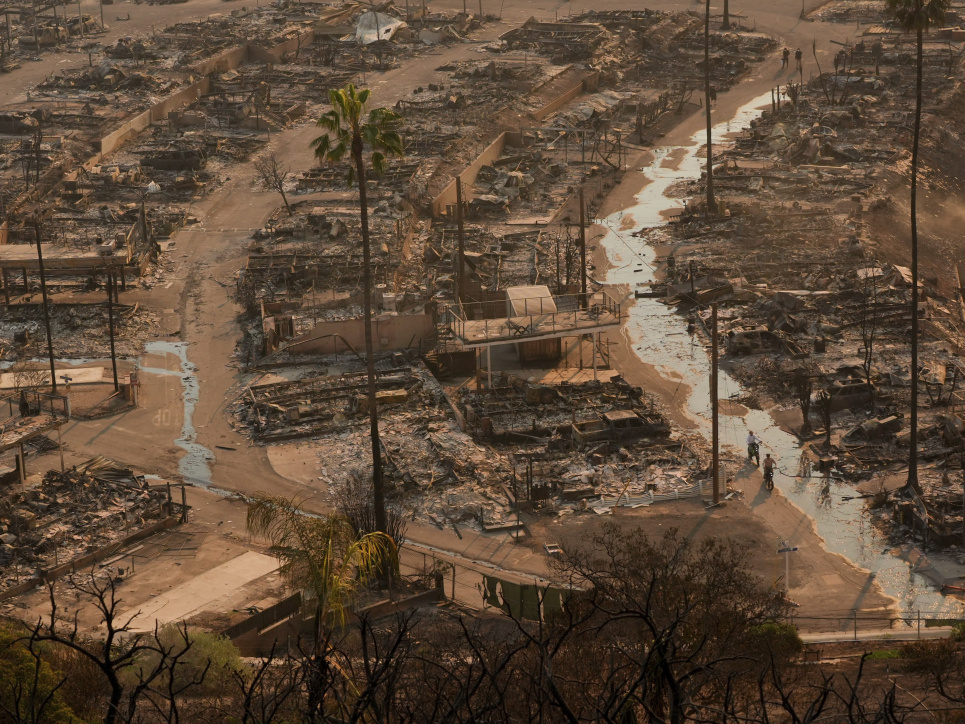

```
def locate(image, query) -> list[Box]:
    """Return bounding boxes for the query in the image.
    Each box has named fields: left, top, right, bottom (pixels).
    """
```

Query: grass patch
left=866, top=649, right=900, bottom=660
left=924, top=619, right=965, bottom=628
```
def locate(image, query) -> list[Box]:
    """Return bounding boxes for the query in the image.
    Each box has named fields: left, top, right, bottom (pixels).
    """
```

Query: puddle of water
left=143, top=341, right=214, bottom=487
left=600, top=92, right=961, bottom=614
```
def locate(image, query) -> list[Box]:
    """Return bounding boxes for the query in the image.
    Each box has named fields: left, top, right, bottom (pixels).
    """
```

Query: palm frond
left=370, top=151, right=387, bottom=178
left=888, top=0, right=948, bottom=31
left=313, top=83, right=406, bottom=186
left=246, top=495, right=394, bottom=627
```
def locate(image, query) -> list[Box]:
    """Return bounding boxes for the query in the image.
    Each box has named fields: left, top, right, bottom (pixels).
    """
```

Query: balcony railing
left=442, top=291, right=622, bottom=346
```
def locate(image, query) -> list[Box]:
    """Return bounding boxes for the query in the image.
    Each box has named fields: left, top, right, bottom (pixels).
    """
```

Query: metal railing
left=789, top=610, right=965, bottom=639
left=443, top=290, right=622, bottom=344
left=0, top=390, right=70, bottom=421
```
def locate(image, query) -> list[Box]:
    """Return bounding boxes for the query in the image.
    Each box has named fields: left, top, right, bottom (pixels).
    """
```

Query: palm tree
left=246, top=495, right=394, bottom=631
left=247, top=495, right=394, bottom=717
left=887, top=0, right=947, bottom=492
left=311, top=85, right=404, bottom=534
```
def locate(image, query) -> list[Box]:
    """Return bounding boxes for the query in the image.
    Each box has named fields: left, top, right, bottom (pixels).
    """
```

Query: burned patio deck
left=0, top=244, right=128, bottom=272
left=442, top=291, right=622, bottom=349
left=0, top=390, right=70, bottom=482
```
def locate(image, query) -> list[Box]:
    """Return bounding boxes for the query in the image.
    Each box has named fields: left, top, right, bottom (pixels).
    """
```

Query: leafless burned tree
left=254, top=153, right=292, bottom=215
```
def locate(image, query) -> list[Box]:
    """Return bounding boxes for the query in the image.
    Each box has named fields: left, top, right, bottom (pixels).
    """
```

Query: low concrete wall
left=531, top=72, right=599, bottom=121
left=431, top=131, right=509, bottom=217
left=224, top=591, right=302, bottom=640
left=429, top=70, right=600, bottom=217
left=190, top=44, right=248, bottom=76
left=0, top=515, right=180, bottom=602
left=231, top=588, right=445, bottom=657
left=100, top=78, right=211, bottom=156
left=284, top=312, right=435, bottom=355
left=248, top=28, right=316, bottom=63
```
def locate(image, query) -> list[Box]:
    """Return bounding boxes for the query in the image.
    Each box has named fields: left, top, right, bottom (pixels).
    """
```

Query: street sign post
left=778, top=540, right=798, bottom=595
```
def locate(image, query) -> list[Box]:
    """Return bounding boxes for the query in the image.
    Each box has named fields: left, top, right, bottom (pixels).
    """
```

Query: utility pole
left=78, top=0, right=84, bottom=39
left=711, top=303, right=719, bottom=504
left=704, top=0, right=716, bottom=216
left=578, top=187, right=587, bottom=309
left=140, top=196, right=149, bottom=251
left=722, top=0, right=730, bottom=28
left=32, top=219, right=57, bottom=394
left=34, top=115, right=42, bottom=185
left=106, top=269, right=118, bottom=391
left=455, top=177, right=466, bottom=304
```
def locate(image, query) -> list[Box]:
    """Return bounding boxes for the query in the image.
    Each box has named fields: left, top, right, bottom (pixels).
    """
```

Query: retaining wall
left=248, top=28, right=316, bottom=63
left=100, top=78, right=211, bottom=156
left=430, top=131, right=510, bottom=217
left=429, top=70, right=600, bottom=217
left=189, top=45, right=248, bottom=76
left=531, top=72, right=598, bottom=121
left=0, top=515, right=180, bottom=602
left=230, top=588, right=445, bottom=657
left=284, top=312, right=435, bottom=355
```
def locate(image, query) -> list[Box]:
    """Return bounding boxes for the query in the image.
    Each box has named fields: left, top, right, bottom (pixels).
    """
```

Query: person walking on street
left=781, top=47, right=790, bottom=69
left=746, top=431, right=762, bottom=466
left=795, top=48, right=803, bottom=72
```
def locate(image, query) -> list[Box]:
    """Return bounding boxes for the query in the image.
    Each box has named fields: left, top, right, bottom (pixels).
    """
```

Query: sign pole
left=777, top=539, right=798, bottom=597
left=785, top=546, right=790, bottom=595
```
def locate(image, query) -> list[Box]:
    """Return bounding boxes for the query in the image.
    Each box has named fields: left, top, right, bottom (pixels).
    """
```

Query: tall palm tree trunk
left=353, top=140, right=388, bottom=534
left=908, top=26, right=922, bottom=493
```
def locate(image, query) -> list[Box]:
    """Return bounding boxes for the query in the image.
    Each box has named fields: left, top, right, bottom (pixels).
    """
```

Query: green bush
left=746, top=622, right=804, bottom=660
left=0, top=625, right=84, bottom=724
left=951, top=621, right=965, bottom=642
left=127, top=625, right=244, bottom=695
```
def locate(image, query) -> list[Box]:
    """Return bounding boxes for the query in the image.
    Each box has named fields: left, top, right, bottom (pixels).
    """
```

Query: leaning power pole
left=579, top=187, right=587, bottom=308
left=32, top=219, right=57, bottom=393
left=106, top=270, right=118, bottom=391
left=455, top=177, right=466, bottom=303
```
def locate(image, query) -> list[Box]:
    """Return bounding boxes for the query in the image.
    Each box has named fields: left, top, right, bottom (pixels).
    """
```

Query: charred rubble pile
left=454, top=375, right=717, bottom=512
left=0, top=458, right=172, bottom=591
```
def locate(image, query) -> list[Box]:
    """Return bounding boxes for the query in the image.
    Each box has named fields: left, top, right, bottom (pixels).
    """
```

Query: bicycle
left=763, top=466, right=775, bottom=491
left=747, top=442, right=760, bottom=467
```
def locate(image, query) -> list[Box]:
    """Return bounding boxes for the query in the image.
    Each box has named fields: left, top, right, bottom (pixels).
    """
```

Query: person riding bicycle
left=746, top=431, right=762, bottom=466
left=763, top=453, right=777, bottom=489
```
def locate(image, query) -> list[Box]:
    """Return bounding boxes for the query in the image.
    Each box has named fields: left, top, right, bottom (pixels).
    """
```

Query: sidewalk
left=800, top=627, right=953, bottom=644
